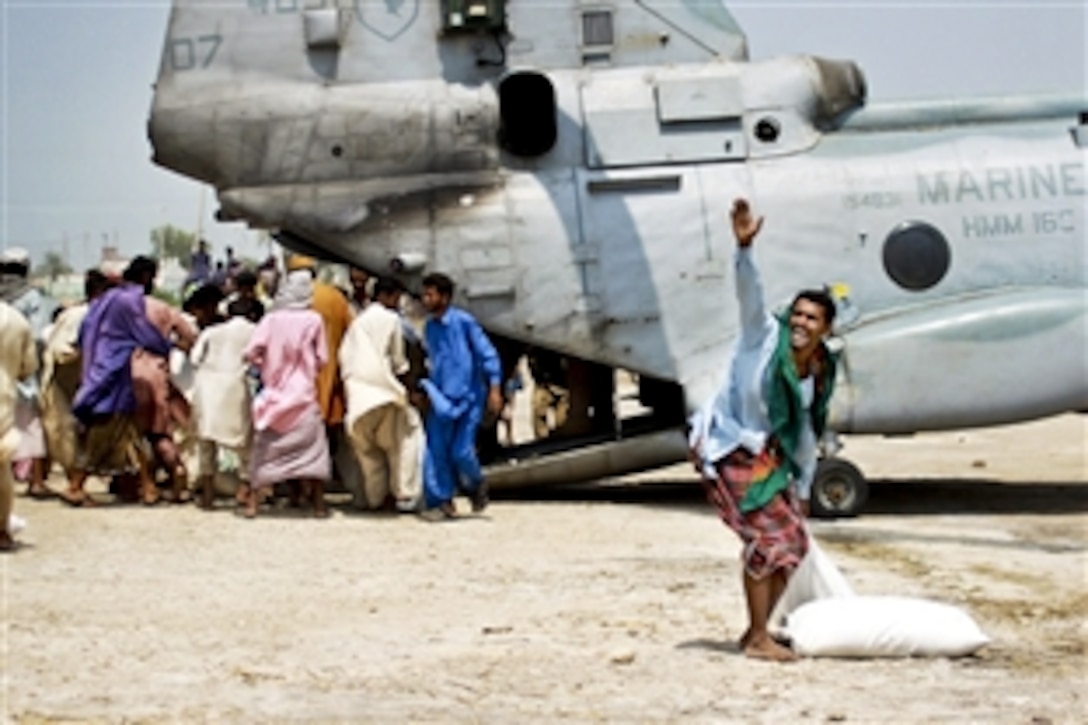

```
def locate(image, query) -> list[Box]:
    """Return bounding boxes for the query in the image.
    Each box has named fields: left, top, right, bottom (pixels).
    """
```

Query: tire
left=810, top=458, right=869, bottom=518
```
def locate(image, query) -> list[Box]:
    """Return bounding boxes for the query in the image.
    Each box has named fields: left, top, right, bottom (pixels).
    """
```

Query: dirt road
left=3, top=415, right=1085, bottom=722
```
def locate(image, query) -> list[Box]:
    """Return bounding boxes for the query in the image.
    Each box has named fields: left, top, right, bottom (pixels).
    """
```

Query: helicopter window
left=882, top=221, right=951, bottom=291
left=754, top=117, right=780, bottom=143
left=582, top=10, right=614, bottom=48
left=498, top=71, right=558, bottom=157
left=303, top=8, right=342, bottom=49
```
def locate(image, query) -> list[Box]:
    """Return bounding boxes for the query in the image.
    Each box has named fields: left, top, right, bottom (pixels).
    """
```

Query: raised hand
left=731, top=198, right=764, bottom=248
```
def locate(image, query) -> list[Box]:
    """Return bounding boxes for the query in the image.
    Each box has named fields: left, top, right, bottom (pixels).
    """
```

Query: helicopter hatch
left=581, top=71, right=747, bottom=169
left=580, top=55, right=866, bottom=168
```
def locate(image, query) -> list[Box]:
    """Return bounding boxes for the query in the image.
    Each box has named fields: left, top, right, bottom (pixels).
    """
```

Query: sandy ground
left=2, top=413, right=1085, bottom=723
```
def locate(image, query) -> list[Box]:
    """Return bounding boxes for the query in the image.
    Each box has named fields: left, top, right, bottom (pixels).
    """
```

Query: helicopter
left=148, top=0, right=1087, bottom=516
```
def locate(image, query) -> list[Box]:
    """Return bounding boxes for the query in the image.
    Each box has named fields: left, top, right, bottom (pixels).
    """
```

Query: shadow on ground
left=495, top=478, right=1088, bottom=517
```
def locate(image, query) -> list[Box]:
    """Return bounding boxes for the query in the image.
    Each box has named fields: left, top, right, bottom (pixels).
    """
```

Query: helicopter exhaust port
left=497, top=71, right=558, bottom=157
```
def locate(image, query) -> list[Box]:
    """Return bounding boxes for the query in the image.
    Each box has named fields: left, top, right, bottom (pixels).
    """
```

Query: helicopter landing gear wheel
left=810, top=458, right=868, bottom=518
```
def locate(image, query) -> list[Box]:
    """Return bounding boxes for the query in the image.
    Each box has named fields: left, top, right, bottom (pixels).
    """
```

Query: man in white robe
left=187, top=288, right=256, bottom=510
left=1, top=300, right=38, bottom=550
left=340, top=277, right=422, bottom=511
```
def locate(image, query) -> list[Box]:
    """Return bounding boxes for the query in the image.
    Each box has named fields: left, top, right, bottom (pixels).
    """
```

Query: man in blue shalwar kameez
left=417, top=273, right=503, bottom=519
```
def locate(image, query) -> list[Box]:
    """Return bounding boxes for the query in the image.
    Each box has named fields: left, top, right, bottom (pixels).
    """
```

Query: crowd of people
left=0, top=244, right=509, bottom=548
left=6, top=199, right=840, bottom=665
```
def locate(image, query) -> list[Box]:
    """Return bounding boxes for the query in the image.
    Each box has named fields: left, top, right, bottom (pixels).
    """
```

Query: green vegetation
left=40, top=251, right=74, bottom=280
left=150, top=225, right=201, bottom=268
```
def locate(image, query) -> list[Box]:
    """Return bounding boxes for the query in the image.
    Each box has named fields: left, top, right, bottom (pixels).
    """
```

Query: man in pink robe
left=242, top=270, right=331, bottom=518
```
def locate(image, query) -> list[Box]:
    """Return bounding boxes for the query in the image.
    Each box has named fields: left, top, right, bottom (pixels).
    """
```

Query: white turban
left=274, top=269, right=314, bottom=310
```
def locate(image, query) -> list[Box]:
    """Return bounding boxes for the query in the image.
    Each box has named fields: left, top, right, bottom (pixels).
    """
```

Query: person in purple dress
left=61, top=257, right=171, bottom=506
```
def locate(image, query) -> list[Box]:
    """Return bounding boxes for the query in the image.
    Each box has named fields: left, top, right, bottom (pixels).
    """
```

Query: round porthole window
left=754, top=117, right=780, bottom=143
left=882, top=221, right=951, bottom=291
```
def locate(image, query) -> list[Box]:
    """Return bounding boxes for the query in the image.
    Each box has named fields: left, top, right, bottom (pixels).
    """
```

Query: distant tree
left=41, top=251, right=73, bottom=280
left=150, top=225, right=200, bottom=268
left=151, top=287, right=181, bottom=307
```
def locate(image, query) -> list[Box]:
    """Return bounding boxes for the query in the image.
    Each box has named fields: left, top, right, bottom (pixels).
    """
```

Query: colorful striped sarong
left=702, top=448, right=808, bottom=580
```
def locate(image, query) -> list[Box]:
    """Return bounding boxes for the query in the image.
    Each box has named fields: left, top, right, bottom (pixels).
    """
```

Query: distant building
left=99, top=245, right=129, bottom=279
left=34, top=273, right=83, bottom=305
left=32, top=247, right=188, bottom=304
left=157, top=256, right=188, bottom=294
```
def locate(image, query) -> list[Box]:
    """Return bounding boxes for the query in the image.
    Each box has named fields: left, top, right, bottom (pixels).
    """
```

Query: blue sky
left=1, top=1, right=1084, bottom=272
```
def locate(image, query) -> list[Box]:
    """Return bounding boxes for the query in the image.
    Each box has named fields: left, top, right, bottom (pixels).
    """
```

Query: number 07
left=168, top=34, right=222, bottom=71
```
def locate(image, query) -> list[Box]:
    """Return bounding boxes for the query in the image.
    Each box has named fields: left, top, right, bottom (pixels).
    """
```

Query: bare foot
left=740, top=628, right=791, bottom=649
left=420, top=502, right=458, bottom=522
left=164, top=488, right=193, bottom=504
left=26, top=483, right=54, bottom=500
left=164, top=466, right=191, bottom=504
left=744, top=633, right=798, bottom=662
left=243, top=493, right=258, bottom=519
left=141, top=486, right=162, bottom=506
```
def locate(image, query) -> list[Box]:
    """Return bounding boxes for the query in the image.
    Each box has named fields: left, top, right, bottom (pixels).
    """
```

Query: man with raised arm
left=689, top=198, right=838, bottom=662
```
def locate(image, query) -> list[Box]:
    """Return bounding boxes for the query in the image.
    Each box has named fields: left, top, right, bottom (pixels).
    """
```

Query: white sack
left=786, top=595, right=990, bottom=658
left=770, top=536, right=854, bottom=629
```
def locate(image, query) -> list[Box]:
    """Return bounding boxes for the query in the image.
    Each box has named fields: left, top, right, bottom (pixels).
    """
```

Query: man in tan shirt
left=1, top=300, right=37, bottom=550
left=340, top=277, right=422, bottom=510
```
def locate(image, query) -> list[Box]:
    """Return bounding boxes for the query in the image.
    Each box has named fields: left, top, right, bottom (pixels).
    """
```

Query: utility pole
left=196, top=186, right=207, bottom=251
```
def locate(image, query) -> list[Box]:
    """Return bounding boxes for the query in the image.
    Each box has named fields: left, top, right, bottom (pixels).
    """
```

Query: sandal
left=165, top=488, right=193, bottom=505
left=58, top=489, right=93, bottom=507
left=167, top=466, right=191, bottom=504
